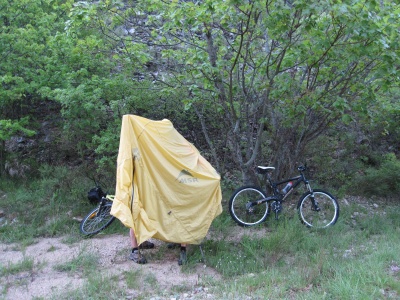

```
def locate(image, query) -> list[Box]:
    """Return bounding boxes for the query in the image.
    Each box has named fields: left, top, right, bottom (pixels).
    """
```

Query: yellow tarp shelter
left=111, top=115, right=222, bottom=245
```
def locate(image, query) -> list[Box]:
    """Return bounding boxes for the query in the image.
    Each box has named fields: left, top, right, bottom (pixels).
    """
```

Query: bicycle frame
left=248, top=166, right=316, bottom=219
left=270, top=174, right=313, bottom=199
left=106, top=195, right=115, bottom=201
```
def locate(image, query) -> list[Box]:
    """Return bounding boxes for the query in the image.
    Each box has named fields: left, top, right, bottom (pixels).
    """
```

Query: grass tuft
left=53, top=245, right=99, bottom=275
left=0, top=256, right=34, bottom=277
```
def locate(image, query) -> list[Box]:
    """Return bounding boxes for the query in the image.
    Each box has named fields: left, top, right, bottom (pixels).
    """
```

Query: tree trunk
left=0, top=140, right=5, bottom=177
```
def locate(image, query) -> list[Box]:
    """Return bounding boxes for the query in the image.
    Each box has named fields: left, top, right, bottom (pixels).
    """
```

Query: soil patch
left=0, top=234, right=223, bottom=299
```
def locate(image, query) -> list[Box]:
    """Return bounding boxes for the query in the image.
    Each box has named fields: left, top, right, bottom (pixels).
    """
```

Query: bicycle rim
left=298, top=191, right=339, bottom=228
left=230, top=187, right=268, bottom=226
left=80, top=202, right=115, bottom=235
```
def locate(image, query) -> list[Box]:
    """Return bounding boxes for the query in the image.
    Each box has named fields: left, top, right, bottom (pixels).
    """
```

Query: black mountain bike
left=79, top=186, right=116, bottom=236
left=229, top=165, right=339, bottom=228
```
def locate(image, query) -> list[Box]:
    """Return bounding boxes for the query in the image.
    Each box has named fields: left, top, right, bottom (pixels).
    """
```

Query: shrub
left=354, top=153, right=400, bottom=198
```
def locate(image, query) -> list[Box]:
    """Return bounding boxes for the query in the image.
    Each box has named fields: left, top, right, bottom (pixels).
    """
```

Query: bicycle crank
left=271, top=201, right=282, bottom=213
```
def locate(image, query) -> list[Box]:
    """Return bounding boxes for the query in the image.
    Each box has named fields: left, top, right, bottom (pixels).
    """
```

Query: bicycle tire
left=229, top=186, right=269, bottom=227
left=79, top=201, right=116, bottom=236
left=297, top=189, right=339, bottom=229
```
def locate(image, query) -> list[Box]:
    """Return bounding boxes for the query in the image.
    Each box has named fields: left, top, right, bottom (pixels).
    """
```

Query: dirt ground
left=0, top=224, right=270, bottom=300
left=0, top=232, right=230, bottom=300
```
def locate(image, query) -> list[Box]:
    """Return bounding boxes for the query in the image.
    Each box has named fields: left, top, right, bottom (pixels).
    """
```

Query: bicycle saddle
left=256, top=166, right=275, bottom=174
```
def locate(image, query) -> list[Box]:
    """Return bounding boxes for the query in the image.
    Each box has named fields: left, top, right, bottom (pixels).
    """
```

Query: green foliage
left=0, top=165, right=100, bottom=243
left=355, top=153, right=400, bottom=197
left=117, top=0, right=400, bottom=179
left=0, top=0, right=70, bottom=129
left=0, top=118, right=35, bottom=141
left=1, top=0, right=399, bottom=193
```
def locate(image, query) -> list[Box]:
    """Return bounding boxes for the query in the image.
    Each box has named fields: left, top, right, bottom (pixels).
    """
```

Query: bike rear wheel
left=229, top=186, right=269, bottom=227
left=297, top=189, right=339, bottom=229
left=80, top=201, right=115, bottom=236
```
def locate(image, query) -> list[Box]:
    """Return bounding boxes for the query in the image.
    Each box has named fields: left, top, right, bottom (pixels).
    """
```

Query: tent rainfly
left=111, top=115, right=222, bottom=245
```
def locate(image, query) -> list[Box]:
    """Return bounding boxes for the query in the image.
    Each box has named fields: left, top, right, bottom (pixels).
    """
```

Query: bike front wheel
left=297, top=189, right=339, bottom=229
left=80, top=201, right=116, bottom=236
left=229, top=186, right=269, bottom=227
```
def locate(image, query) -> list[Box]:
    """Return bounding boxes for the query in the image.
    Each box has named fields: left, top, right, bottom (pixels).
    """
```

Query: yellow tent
left=111, top=115, right=222, bottom=245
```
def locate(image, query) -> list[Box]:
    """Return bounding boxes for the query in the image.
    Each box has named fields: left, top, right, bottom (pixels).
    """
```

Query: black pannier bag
left=87, top=187, right=105, bottom=204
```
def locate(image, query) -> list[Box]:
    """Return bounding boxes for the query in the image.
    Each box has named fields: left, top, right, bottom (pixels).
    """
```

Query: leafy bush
left=354, top=153, right=400, bottom=197
left=0, top=165, right=110, bottom=243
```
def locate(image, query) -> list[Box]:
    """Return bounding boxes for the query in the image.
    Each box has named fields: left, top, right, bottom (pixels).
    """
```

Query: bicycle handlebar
left=297, top=165, right=306, bottom=172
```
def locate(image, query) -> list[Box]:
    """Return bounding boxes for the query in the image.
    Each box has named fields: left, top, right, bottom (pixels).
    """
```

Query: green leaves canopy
left=136, top=0, right=400, bottom=178
left=1, top=0, right=398, bottom=181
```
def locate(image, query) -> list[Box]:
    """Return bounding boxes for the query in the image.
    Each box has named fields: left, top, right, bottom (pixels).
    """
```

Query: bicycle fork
left=306, top=182, right=320, bottom=212
left=96, top=198, right=109, bottom=217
